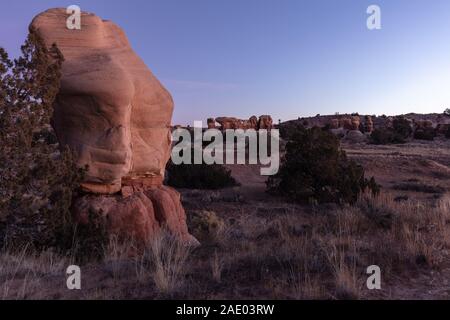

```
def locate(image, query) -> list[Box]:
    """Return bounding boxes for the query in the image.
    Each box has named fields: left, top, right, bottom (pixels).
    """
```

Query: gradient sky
left=1, top=0, right=450, bottom=124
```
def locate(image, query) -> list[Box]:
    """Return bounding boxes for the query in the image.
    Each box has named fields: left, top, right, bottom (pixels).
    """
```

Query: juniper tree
left=0, top=29, right=85, bottom=248
left=267, top=125, right=379, bottom=204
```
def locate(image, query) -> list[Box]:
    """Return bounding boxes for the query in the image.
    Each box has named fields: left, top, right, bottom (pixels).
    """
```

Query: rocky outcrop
left=31, top=8, right=196, bottom=245
left=207, top=118, right=216, bottom=129
left=414, top=119, right=434, bottom=130
left=340, top=118, right=352, bottom=130
left=329, top=119, right=340, bottom=129
left=364, top=116, right=374, bottom=133
left=344, top=130, right=367, bottom=143
left=248, top=116, right=259, bottom=129
left=258, top=115, right=273, bottom=130
left=351, top=116, right=361, bottom=131
left=214, top=117, right=237, bottom=130
left=31, top=8, right=173, bottom=195
left=214, top=115, right=270, bottom=130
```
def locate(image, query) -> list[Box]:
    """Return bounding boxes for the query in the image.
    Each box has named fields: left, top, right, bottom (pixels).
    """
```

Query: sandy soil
left=2, top=139, right=450, bottom=300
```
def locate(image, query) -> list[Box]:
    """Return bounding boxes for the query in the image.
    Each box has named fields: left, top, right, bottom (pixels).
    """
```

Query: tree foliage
left=166, top=160, right=237, bottom=190
left=370, top=117, right=412, bottom=145
left=0, top=29, right=85, bottom=248
left=444, top=108, right=450, bottom=116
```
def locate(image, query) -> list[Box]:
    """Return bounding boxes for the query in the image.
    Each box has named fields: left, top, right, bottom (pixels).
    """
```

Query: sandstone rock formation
left=74, top=186, right=194, bottom=244
left=258, top=115, right=273, bottom=130
left=31, top=8, right=172, bottom=194
left=344, top=130, right=367, bottom=143
left=207, top=118, right=216, bottom=129
left=31, top=9, right=197, bottom=244
left=248, top=116, right=259, bottom=129
left=350, top=116, right=361, bottom=131
left=215, top=117, right=239, bottom=130
left=340, top=118, right=353, bottom=131
left=364, top=116, right=374, bottom=133
left=214, top=115, right=266, bottom=130
left=414, top=119, right=434, bottom=130
left=436, top=123, right=450, bottom=135
left=330, top=128, right=347, bottom=138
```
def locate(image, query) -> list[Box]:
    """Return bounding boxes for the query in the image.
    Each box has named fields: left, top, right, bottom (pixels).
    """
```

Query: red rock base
left=73, top=185, right=199, bottom=246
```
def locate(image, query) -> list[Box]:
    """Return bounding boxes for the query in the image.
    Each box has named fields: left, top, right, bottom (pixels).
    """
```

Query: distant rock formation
left=31, top=8, right=197, bottom=245
left=339, top=117, right=359, bottom=131
left=344, top=130, right=367, bottom=143
left=213, top=115, right=271, bottom=130
left=329, top=115, right=361, bottom=131
left=436, top=123, right=450, bottom=135
left=249, top=116, right=259, bottom=129
left=329, top=119, right=340, bottom=129
left=414, top=119, right=434, bottom=130
left=364, top=116, right=374, bottom=133
left=258, top=115, right=273, bottom=130
left=207, top=118, right=216, bottom=129
left=351, top=116, right=361, bottom=131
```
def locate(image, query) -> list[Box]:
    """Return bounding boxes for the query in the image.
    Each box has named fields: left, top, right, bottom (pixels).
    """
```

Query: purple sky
left=2, top=0, right=450, bottom=124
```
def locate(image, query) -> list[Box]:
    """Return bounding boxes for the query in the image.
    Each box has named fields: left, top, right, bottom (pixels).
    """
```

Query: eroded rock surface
left=74, top=186, right=198, bottom=245
left=31, top=8, right=196, bottom=244
left=31, top=8, right=173, bottom=194
left=214, top=115, right=271, bottom=130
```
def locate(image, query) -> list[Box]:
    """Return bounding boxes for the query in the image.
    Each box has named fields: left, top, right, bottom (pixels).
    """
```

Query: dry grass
left=206, top=191, right=450, bottom=299
left=0, top=245, right=69, bottom=300
left=210, top=250, right=224, bottom=283
left=99, top=231, right=193, bottom=296
left=149, top=232, right=192, bottom=296
left=0, top=191, right=449, bottom=300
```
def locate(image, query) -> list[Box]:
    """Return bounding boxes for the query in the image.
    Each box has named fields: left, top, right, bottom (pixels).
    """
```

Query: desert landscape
left=2, top=4, right=450, bottom=303
left=2, top=109, right=450, bottom=300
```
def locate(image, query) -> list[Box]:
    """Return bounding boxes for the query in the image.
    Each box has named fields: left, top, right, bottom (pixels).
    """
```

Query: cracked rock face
left=31, top=8, right=173, bottom=194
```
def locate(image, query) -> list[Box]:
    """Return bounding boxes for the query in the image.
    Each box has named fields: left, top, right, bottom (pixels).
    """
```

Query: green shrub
left=267, top=126, right=379, bottom=204
left=370, top=117, right=412, bottom=145
left=279, top=121, right=305, bottom=140
left=0, top=30, right=86, bottom=249
left=393, top=117, right=413, bottom=139
left=166, top=159, right=237, bottom=190
left=370, top=128, right=404, bottom=144
left=187, top=210, right=224, bottom=242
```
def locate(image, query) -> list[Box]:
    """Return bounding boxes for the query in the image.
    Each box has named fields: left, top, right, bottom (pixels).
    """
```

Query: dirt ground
left=2, top=138, right=450, bottom=300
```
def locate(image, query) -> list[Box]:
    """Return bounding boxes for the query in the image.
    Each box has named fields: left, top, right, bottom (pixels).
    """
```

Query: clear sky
left=1, top=0, right=450, bottom=125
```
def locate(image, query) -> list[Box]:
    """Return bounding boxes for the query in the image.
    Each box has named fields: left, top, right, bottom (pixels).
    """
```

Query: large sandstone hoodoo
left=31, top=9, right=197, bottom=244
